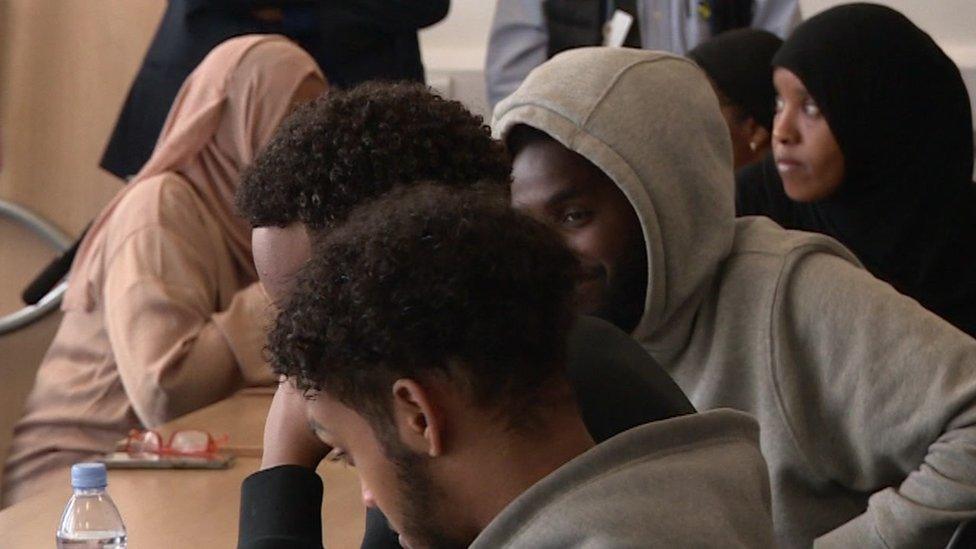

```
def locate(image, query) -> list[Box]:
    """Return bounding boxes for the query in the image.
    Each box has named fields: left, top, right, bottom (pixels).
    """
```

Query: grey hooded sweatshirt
left=494, top=47, right=976, bottom=548
left=470, top=409, right=774, bottom=548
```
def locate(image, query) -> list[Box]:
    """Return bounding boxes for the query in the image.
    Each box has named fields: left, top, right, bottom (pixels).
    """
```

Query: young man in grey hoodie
left=493, top=46, right=976, bottom=548
left=260, top=182, right=773, bottom=548
left=237, top=82, right=770, bottom=548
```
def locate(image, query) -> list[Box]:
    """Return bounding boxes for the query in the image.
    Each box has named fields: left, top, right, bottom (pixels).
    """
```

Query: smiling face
left=510, top=134, right=647, bottom=333
left=771, top=68, right=846, bottom=202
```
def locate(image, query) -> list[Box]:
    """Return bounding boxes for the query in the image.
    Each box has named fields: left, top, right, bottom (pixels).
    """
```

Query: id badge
left=604, top=9, right=635, bottom=47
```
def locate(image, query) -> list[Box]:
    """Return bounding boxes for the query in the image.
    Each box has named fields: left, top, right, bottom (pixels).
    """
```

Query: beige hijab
left=65, top=34, right=325, bottom=311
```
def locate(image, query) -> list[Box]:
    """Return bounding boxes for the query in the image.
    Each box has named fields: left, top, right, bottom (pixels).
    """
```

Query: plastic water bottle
left=55, top=463, right=127, bottom=548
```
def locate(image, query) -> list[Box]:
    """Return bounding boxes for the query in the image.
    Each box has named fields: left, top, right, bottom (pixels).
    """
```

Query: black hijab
left=689, top=28, right=783, bottom=130
left=738, top=3, right=976, bottom=336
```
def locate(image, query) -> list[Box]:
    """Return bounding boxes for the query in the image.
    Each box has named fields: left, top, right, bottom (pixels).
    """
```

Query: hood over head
left=494, top=47, right=735, bottom=350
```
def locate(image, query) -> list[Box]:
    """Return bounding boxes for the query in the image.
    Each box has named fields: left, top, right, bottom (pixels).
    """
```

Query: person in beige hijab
left=1, top=35, right=326, bottom=506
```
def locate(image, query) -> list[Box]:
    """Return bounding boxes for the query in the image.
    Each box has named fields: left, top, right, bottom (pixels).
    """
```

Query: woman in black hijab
left=736, top=3, right=976, bottom=337
left=689, top=28, right=783, bottom=170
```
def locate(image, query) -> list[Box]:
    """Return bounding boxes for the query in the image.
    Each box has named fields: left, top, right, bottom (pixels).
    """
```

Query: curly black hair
left=236, top=82, right=512, bottom=232
left=268, top=182, right=579, bottom=431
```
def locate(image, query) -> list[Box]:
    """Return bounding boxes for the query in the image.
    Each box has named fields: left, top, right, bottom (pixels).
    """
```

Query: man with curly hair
left=236, top=81, right=512, bottom=548
left=235, top=82, right=696, bottom=548
left=259, top=183, right=773, bottom=548
left=235, top=81, right=513, bottom=309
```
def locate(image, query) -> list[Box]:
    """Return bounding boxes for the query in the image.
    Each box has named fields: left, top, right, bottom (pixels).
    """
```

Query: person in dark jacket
left=736, top=3, right=976, bottom=337
left=101, top=0, right=449, bottom=180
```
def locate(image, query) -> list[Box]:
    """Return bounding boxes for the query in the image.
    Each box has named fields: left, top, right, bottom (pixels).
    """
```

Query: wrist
left=260, top=449, right=321, bottom=471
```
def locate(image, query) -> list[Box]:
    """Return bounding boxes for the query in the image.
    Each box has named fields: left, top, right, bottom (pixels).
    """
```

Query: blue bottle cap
left=71, top=462, right=107, bottom=489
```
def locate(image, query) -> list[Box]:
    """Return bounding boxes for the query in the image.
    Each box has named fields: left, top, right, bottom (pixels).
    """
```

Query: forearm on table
left=212, top=282, right=278, bottom=385
left=107, top=281, right=276, bottom=427
left=110, top=320, right=250, bottom=426
left=786, top=255, right=976, bottom=547
left=819, top=418, right=976, bottom=548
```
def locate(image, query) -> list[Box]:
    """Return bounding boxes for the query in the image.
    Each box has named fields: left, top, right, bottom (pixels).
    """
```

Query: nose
left=772, top=108, right=798, bottom=146
left=361, top=483, right=377, bottom=508
left=564, top=232, right=598, bottom=263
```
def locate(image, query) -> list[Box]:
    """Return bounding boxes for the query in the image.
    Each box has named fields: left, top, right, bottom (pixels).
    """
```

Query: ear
left=744, top=118, right=771, bottom=152
left=391, top=379, right=445, bottom=458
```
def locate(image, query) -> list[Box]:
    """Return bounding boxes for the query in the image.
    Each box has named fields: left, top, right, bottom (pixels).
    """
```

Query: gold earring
left=749, top=141, right=758, bottom=152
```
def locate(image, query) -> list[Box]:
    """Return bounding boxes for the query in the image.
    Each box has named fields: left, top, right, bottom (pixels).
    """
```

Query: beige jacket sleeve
left=103, top=222, right=275, bottom=428
left=777, top=253, right=976, bottom=548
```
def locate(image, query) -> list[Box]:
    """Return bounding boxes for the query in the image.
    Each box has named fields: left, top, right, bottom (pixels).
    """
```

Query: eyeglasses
left=122, top=429, right=227, bottom=458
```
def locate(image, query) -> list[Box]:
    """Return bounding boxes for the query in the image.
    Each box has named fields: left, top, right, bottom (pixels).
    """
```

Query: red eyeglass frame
left=122, top=429, right=228, bottom=458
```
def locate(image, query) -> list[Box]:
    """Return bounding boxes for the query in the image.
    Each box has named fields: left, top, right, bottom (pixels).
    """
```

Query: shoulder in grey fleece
left=470, top=409, right=774, bottom=548
left=495, top=47, right=976, bottom=548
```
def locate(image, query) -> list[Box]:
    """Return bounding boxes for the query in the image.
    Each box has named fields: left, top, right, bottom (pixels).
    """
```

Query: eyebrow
left=544, top=186, right=587, bottom=209
left=785, top=82, right=812, bottom=100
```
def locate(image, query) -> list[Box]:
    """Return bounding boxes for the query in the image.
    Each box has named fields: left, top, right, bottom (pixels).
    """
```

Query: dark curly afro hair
left=236, top=81, right=511, bottom=232
left=268, top=182, right=579, bottom=428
